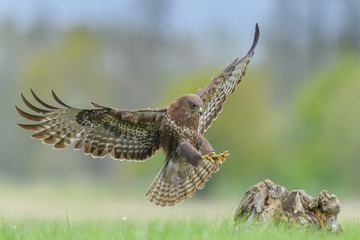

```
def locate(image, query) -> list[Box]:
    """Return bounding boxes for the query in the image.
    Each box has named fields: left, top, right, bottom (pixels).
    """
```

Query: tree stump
left=234, top=179, right=342, bottom=232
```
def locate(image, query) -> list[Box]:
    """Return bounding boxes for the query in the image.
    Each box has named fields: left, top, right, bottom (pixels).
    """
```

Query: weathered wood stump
left=234, top=179, right=342, bottom=232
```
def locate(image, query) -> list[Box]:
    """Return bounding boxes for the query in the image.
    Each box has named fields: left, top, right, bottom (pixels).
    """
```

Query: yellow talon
left=201, top=150, right=229, bottom=167
left=219, top=151, right=229, bottom=159
left=207, top=156, right=215, bottom=164
left=202, top=155, right=212, bottom=163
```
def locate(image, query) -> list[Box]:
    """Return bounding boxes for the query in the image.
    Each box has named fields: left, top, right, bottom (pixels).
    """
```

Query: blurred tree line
left=0, top=0, right=359, bottom=197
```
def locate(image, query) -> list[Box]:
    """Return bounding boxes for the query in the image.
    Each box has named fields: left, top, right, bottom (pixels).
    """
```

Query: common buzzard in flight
left=16, top=24, right=259, bottom=206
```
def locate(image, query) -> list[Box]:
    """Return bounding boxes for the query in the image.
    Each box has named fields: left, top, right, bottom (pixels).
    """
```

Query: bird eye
left=190, top=103, right=197, bottom=108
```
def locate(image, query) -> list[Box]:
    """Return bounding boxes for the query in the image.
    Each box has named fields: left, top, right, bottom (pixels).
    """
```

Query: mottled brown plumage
left=15, top=24, right=260, bottom=207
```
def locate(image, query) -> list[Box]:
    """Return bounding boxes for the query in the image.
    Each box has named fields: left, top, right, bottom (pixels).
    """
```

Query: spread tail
left=145, top=159, right=221, bottom=207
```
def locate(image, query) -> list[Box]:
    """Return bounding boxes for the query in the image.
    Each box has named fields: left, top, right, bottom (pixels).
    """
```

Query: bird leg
left=202, top=151, right=229, bottom=167
left=178, top=141, right=203, bottom=167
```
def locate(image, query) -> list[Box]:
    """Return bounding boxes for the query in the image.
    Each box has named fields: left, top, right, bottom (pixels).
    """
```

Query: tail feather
left=194, top=168, right=207, bottom=189
left=184, top=178, right=196, bottom=197
left=145, top=158, right=223, bottom=207
left=156, top=181, right=170, bottom=207
left=176, top=177, right=187, bottom=203
left=154, top=180, right=165, bottom=206
left=145, top=162, right=166, bottom=197
left=151, top=176, right=164, bottom=203
left=168, top=184, right=178, bottom=206
left=190, top=169, right=203, bottom=189
left=203, top=159, right=219, bottom=173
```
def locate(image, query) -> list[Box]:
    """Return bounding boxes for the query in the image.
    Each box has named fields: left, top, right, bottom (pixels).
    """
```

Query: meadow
left=1, top=183, right=359, bottom=240
left=1, top=216, right=359, bottom=240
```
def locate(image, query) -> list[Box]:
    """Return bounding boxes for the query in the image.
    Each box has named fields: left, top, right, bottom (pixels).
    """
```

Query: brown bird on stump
left=16, top=24, right=259, bottom=207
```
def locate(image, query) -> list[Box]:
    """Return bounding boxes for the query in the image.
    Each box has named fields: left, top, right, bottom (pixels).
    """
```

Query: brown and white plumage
left=17, top=89, right=165, bottom=161
left=16, top=24, right=259, bottom=207
left=198, top=24, right=259, bottom=134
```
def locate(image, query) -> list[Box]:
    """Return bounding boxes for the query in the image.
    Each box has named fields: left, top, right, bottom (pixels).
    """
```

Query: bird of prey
left=16, top=24, right=259, bottom=207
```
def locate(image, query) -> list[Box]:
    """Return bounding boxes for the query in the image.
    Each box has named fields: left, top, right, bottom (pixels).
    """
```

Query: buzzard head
left=167, top=94, right=203, bottom=128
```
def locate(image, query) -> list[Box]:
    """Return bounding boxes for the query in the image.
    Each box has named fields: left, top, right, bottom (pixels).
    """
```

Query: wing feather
left=30, top=88, right=59, bottom=109
left=16, top=90, right=166, bottom=161
left=197, top=24, right=259, bottom=134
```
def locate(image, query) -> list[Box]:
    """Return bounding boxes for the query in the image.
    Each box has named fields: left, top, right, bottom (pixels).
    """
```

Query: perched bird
left=16, top=24, right=259, bottom=207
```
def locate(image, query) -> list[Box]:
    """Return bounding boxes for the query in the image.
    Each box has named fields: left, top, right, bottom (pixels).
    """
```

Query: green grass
left=1, top=216, right=359, bottom=240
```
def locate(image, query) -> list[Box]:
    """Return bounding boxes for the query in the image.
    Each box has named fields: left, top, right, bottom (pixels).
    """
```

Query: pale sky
left=0, top=0, right=272, bottom=32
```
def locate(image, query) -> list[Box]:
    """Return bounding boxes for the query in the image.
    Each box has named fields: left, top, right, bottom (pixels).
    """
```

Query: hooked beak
left=197, top=107, right=203, bottom=115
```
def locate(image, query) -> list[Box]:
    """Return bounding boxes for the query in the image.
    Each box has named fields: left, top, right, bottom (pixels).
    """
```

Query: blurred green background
left=1, top=0, right=360, bottom=218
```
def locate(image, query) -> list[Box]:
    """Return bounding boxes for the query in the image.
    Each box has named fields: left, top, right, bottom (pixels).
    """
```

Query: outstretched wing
left=16, top=90, right=166, bottom=161
left=197, top=24, right=259, bottom=134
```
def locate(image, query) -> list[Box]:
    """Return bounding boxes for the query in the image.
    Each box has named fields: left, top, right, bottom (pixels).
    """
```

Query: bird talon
left=202, top=150, right=229, bottom=167
left=219, top=150, right=229, bottom=159
left=202, top=154, right=215, bottom=163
